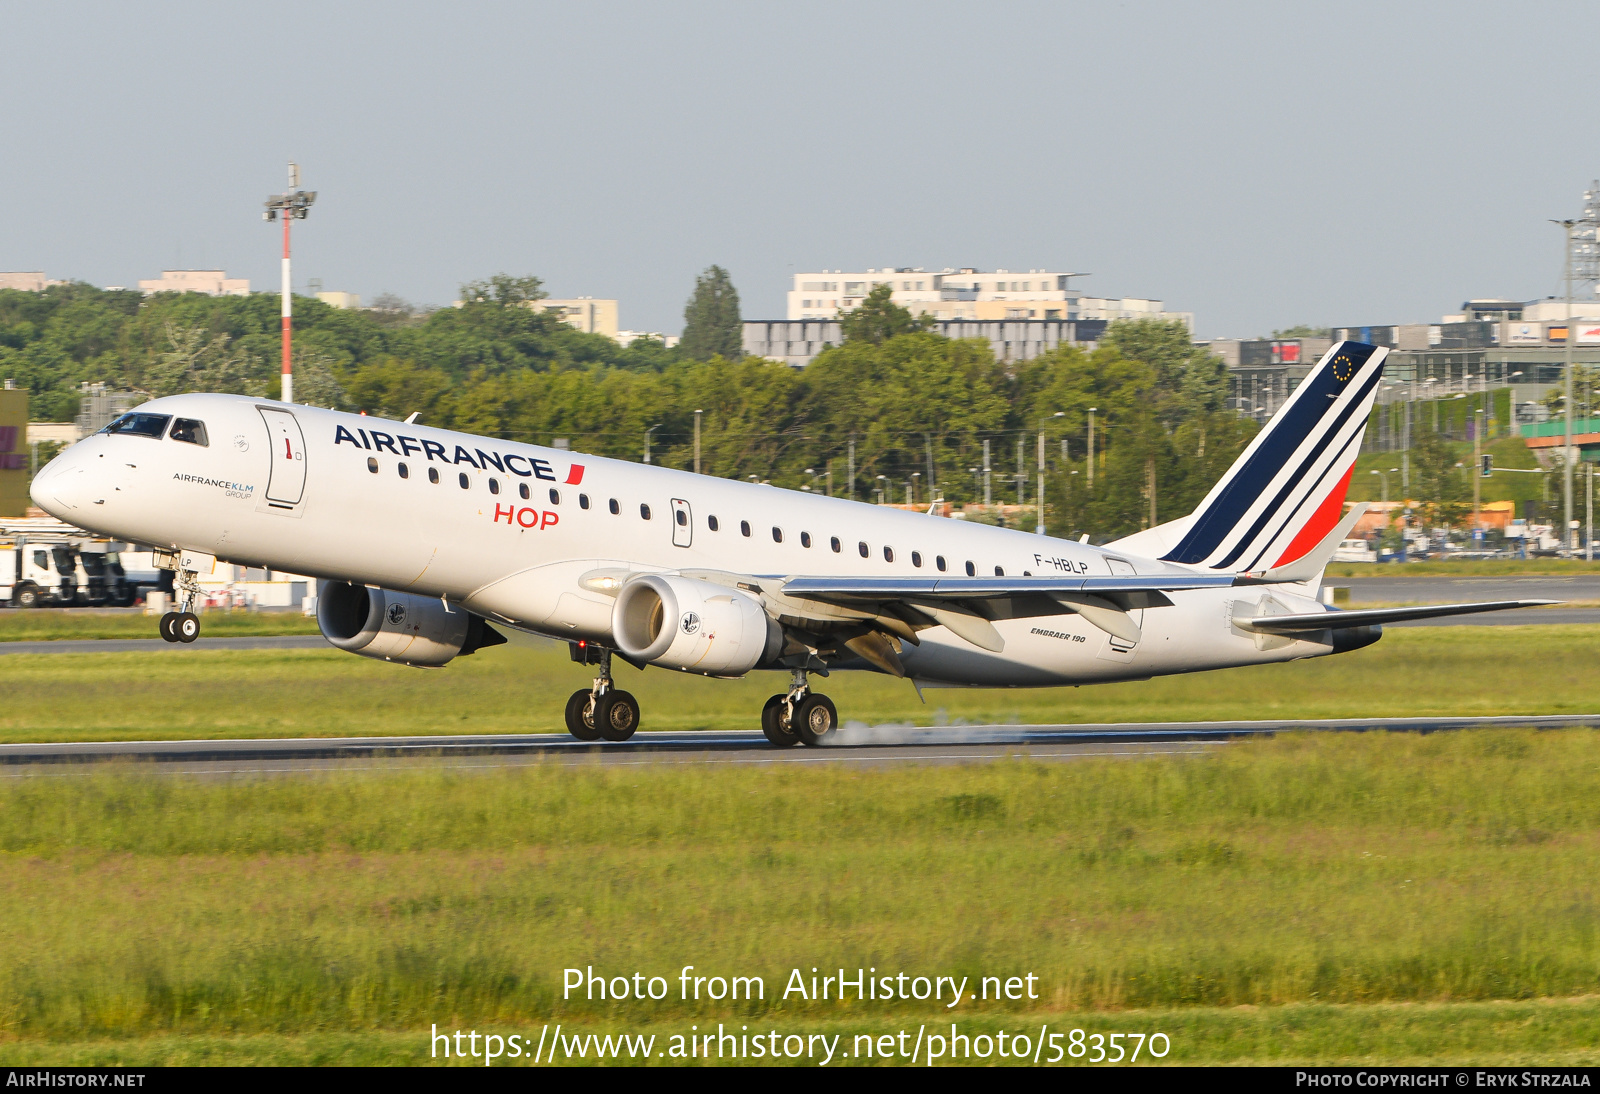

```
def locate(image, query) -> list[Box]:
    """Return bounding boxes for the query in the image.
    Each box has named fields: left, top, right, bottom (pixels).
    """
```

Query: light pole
left=1086, top=407, right=1097, bottom=489
left=693, top=409, right=702, bottom=474
left=644, top=423, right=661, bottom=464
left=1472, top=407, right=1485, bottom=535
left=911, top=471, right=920, bottom=505
left=1554, top=217, right=1579, bottom=553
left=262, top=163, right=316, bottom=404
left=875, top=474, right=888, bottom=505
left=1037, top=410, right=1064, bottom=534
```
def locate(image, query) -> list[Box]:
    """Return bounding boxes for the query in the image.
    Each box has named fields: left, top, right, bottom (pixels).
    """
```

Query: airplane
left=28, top=340, right=1552, bottom=747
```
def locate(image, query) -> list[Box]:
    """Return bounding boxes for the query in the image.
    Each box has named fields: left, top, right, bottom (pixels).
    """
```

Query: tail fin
left=1158, top=340, right=1387, bottom=572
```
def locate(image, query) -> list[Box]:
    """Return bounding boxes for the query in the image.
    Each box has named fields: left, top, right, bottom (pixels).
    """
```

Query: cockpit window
left=101, top=412, right=171, bottom=438
left=168, top=418, right=209, bottom=446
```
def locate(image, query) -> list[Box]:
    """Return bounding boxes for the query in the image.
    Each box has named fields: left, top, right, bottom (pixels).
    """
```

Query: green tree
left=838, top=283, right=932, bottom=344
left=680, top=265, right=742, bottom=361
left=458, top=274, right=547, bottom=307
left=1411, top=424, right=1469, bottom=529
left=141, top=322, right=264, bottom=398
left=1271, top=324, right=1332, bottom=339
left=1102, top=318, right=1226, bottom=423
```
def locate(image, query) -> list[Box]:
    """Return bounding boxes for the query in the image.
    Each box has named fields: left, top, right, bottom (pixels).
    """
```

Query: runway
left=0, top=635, right=330, bottom=655
left=0, top=586, right=1596, bottom=655
left=1342, top=574, right=1600, bottom=604
left=2, top=713, right=1595, bottom=774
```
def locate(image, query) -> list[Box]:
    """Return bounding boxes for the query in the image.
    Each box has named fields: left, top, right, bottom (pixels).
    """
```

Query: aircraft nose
left=29, top=451, right=88, bottom=517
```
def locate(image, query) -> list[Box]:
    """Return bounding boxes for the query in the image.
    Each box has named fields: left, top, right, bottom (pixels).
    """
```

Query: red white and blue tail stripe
left=1161, top=341, right=1387, bottom=573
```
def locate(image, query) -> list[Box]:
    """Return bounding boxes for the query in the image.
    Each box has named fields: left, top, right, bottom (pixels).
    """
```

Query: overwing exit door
left=670, top=498, right=692, bottom=547
left=259, top=407, right=307, bottom=506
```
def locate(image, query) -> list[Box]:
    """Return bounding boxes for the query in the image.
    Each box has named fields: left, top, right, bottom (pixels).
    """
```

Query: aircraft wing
left=779, top=573, right=1239, bottom=600
left=1235, top=600, right=1557, bottom=633
left=775, top=572, right=1240, bottom=652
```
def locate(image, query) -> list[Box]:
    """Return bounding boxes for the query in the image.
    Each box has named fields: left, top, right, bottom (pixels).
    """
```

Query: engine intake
left=612, top=574, right=780, bottom=677
left=317, top=581, right=504, bottom=667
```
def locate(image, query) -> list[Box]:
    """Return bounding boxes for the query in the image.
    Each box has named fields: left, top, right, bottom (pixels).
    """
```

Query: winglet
left=1244, top=502, right=1368, bottom=584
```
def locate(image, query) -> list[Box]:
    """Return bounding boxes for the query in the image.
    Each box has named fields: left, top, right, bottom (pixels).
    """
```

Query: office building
left=0, top=273, right=66, bottom=292
left=744, top=317, right=1108, bottom=367
left=541, top=298, right=619, bottom=339
left=137, top=270, right=249, bottom=296
left=786, top=267, right=1190, bottom=328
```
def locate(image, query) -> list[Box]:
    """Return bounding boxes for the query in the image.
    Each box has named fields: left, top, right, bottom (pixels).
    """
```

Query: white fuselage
left=31, top=394, right=1335, bottom=686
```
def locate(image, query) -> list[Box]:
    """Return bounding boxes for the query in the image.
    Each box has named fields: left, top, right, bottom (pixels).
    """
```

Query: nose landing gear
left=158, top=611, right=199, bottom=643
left=762, top=669, right=837, bottom=748
left=157, top=562, right=203, bottom=644
left=564, top=645, right=639, bottom=742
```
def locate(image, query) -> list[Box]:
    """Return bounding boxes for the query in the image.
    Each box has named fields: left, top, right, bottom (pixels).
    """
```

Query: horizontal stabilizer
left=1235, top=600, right=1557, bottom=633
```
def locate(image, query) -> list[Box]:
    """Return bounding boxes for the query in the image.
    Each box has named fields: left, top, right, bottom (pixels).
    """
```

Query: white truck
left=0, top=518, right=149, bottom=608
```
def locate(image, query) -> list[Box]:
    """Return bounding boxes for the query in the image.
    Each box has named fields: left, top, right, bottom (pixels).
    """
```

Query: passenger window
left=912, top=551, right=922, bottom=568
left=883, top=546, right=895, bottom=563
left=518, top=483, right=529, bottom=500
left=549, top=489, right=560, bottom=505
left=800, top=531, right=812, bottom=548
left=640, top=504, right=652, bottom=520
left=101, top=412, right=170, bottom=438
left=609, top=498, right=620, bottom=515
left=936, top=556, right=947, bottom=572
left=429, top=467, right=440, bottom=484
left=398, top=462, right=409, bottom=479
left=488, top=478, right=500, bottom=495
left=579, top=494, right=590, bottom=509
left=772, top=527, right=783, bottom=543
left=676, top=509, right=688, bottom=526
left=965, top=561, right=976, bottom=576
left=168, top=418, right=209, bottom=446
left=708, top=515, right=719, bottom=531
left=858, top=541, right=869, bottom=558
left=741, top=521, right=751, bottom=537
left=830, top=537, right=841, bottom=553
left=459, top=472, right=470, bottom=489
left=994, top=566, right=1005, bottom=576
left=367, top=457, right=379, bottom=474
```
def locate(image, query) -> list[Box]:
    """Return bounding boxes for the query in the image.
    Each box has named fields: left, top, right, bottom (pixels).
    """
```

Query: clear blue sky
left=3, top=0, right=1596, bottom=338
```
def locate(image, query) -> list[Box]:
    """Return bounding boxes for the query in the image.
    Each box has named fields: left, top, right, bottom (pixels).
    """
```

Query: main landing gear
left=761, top=669, right=837, bottom=749
left=564, top=645, right=639, bottom=742
left=157, top=565, right=203, bottom=644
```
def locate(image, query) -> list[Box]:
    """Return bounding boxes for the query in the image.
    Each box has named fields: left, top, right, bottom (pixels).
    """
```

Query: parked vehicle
left=1331, top=538, right=1375, bottom=563
left=0, top=518, right=152, bottom=608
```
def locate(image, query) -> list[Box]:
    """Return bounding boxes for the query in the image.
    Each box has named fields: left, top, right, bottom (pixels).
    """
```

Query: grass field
left=0, top=609, right=321, bottom=642
left=1325, top=559, right=1600, bottom=577
left=1, top=730, right=1600, bottom=1064
left=0, top=624, right=1594, bottom=743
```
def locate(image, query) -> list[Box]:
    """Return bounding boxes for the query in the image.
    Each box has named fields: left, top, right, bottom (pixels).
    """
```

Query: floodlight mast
left=262, top=163, right=316, bottom=403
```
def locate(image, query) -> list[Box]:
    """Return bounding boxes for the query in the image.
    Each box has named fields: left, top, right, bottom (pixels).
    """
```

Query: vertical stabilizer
left=1157, top=341, right=1387, bottom=572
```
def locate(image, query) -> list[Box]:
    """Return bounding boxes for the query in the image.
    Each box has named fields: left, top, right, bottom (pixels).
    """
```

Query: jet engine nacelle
left=316, top=580, right=504, bottom=667
left=612, top=574, right=781, bottom=677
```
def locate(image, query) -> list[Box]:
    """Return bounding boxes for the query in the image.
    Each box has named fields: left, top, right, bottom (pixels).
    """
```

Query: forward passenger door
left=671, top=499, right=692, bottom=548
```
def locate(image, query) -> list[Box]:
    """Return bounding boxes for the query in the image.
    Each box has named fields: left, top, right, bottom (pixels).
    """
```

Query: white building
left=137, top=270, right=249, bottom=296
left=786, top=267, right=1190, bottom=328
left=0, top=272, right=66, bottom=292
left=316, top=291, right=361, bottom=310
